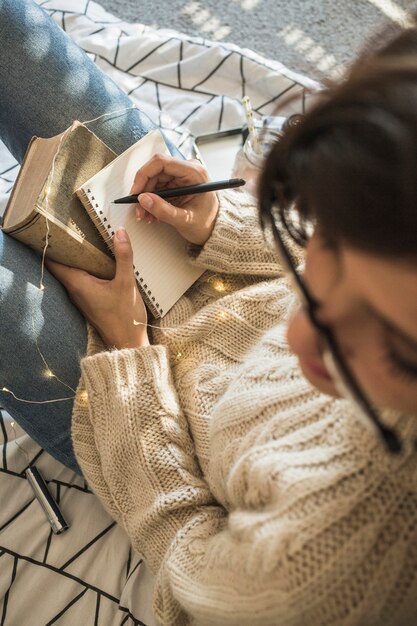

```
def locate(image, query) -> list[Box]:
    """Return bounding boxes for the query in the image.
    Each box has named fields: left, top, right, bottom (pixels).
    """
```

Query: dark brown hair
left=259, top=18, right=417, bottom=259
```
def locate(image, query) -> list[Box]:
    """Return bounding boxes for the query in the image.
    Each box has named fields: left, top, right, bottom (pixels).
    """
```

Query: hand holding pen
left=120, top=155, right=246, bottom=246
left=113, top=177, right=245, bottom=203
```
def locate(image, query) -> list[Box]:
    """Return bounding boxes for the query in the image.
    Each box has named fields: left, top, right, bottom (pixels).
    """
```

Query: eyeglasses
left=270, top=209, right=403, bottom=454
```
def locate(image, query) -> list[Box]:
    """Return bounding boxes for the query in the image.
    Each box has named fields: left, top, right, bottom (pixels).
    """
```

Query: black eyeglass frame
left=270, top=212, right=403, bottom=454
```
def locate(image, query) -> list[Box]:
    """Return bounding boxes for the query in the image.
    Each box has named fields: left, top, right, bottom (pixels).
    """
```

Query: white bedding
left=0, top=2, right=315, bottom=624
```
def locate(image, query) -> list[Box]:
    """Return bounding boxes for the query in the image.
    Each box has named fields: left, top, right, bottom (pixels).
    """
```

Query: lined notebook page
left=78, top=130, right=203, bottom=317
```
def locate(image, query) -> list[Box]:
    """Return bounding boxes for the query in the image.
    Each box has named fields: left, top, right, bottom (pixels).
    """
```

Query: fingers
left=130, top=154, right=209, bottom=195
left=46, top=231, right=136, bottom=294
left=45, top=258, right=90, bottom=290
left=113, top=227, right=135, bottom=285
left=136, top=193, right=191, bottom=229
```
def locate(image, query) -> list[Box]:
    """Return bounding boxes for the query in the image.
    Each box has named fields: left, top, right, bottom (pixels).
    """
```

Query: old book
left=76, top=129, right=204, bottom=318
left=2, top=121, right=116, bottom=279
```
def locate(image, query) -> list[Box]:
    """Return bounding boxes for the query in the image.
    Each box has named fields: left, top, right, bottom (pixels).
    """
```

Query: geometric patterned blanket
left=0, top=2, right=317, bottom=624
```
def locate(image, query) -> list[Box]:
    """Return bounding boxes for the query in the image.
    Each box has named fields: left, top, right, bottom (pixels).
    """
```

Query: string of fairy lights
left=0, top=98, right=257, bottom=536
left=1, top=105, right=232, bottom=410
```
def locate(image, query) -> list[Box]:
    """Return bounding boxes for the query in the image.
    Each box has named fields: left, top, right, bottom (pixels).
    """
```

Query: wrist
left=118, top=333, right=150, bottom=350
left=102, top=327, right=150, bottom=350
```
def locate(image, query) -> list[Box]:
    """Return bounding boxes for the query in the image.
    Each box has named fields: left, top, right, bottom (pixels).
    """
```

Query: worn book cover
left=2, top=121, right=116, bottom=279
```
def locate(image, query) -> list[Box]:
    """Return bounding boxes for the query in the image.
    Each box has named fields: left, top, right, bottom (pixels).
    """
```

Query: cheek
left=350, top=351, right=417, bottom=413
left=327, top=321, right=417, bottom=413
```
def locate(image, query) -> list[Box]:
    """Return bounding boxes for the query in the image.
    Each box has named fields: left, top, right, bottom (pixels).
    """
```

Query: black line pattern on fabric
left=178, top=40, right=183, bottom=89
left=60, top=521, right=117, bottom=570
left=69, top=43, right=307, bottom=111
left=44, top=5, right=289, bottom=81
left=0, top=463, right=92, bottom=493
left=218, top=95, right=225, bottom=131
left=44, top=587, right=89, bottom=625
left=256, top=83, right=298, bottom=112
left=0, top=467, right=23, bottom=479
left=0, top=549, right=149, bottom=625
left=43, top=527, right=54, bottom=564
left=126, top=39, right=175, bottom=74
left=126, top=558, right=142, bottom=583
left=0, top=546, right=120, bottom=603
left=127, top=77, right=148, bottom=97
left=179, top=95, right=216, bottom=127
left=126, top=547, right=132, bottom=579
left=192, top=51, right=235, bottom=90
left=47, top=477, right=92, bottom=493
left=0, top=554, right=18, bottom=626
left=155, top=82, right=162, bottom=128
left=31, top=7, right=312, bottom=92
left=48, top=7, right=122, bottom=24
left=94, top=592, right=101, bottom=626
left=114, top=31, right=123, bottom=67
left=0, top=499, right=35, bottom=533
left=88, top=26, right=105, bottom=37
left=0, top=411, right=8, bottom=472
left=0, top=163, right=18, bottom=176
left=22, top=448, right=44, bottom=475
left=240, top=54, right=245, bottom=99
left=119, top=605, right=148, bottom=626
left=90, top=51, right=236, bottom=100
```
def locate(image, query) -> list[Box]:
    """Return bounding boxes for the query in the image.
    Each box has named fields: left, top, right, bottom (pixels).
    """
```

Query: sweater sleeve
left=187, top=189, right=283, bottom=276
left=72, top=345, right=226, bottom=625
left=72, top=330, right=416, bottom=626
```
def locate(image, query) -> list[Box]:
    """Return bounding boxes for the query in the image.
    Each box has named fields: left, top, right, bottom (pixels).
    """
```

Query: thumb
left=139, top=193, right=190, bottom=229
left=113, top=227, right=134, bottom=282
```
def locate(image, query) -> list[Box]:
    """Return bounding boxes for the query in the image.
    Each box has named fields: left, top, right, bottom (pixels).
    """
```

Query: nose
left=286, top=306, right=323, bottom=360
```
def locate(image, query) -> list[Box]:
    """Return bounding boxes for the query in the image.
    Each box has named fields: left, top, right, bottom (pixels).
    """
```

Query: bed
left=0, top=2, right=316, bottom=623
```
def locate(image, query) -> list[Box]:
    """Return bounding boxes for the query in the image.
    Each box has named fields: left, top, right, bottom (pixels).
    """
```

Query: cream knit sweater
left=72, top=190, right=417, bottom=626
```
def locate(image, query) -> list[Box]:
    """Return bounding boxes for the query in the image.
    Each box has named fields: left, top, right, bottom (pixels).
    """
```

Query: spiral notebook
left=76, top=130, right=203, bottom=318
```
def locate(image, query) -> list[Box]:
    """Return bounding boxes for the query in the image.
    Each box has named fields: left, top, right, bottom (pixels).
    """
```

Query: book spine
left=3, top=211, right=115, bottom=280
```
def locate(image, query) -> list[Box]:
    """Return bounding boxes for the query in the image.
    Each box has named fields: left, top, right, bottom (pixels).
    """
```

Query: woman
left=2, top=2, right=417, bottom=625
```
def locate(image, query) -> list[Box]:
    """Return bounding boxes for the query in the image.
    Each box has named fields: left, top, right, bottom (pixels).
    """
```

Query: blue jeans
left=0, top=0, right=179, bottom=474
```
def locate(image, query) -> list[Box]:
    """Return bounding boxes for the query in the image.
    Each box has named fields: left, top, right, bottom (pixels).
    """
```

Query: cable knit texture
left=72, top=190, right=417, bottom=626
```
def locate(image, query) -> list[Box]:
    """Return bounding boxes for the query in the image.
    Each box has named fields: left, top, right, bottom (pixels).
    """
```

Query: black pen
left=112, top=178, right=246, bottom=204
